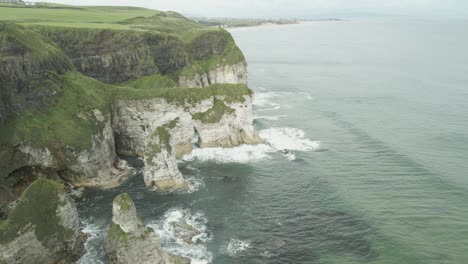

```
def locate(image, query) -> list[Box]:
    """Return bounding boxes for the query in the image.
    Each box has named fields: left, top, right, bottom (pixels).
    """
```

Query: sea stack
left=105, top=193, right=190, bottom=264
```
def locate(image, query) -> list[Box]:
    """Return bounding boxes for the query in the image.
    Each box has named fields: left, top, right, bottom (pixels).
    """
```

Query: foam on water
left=257, top=105, right=282, bottom=111
left=183, top=144, right=274, bottom=163
left=186, top=177, right=205, bottom=193
left=183, top=127, right=319, bottom=163
left=77, top=219, right=105, bottom=264
left=221, top=239, right=251, bottom=257
left=254, top=115, right=286, bottom=121
left=299, top=92, right=314, bottom=100
left=259, top=127, right=321, bottom=151
left=148, top=208, right=213, bottom=264
left=254, top=92, right=284, bottom=108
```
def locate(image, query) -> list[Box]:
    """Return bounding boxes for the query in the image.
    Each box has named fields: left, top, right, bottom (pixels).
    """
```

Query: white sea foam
left=299, top=92, right=314, bottom=100
left=256, top=105, right=282, bottom=112
left=254, top=115, right=281, bottom=121
left=77, top=219, right=105, bottom=264
left=254, top=114, right=287, bottom=121
left=222, top=239, right=251, bottom=257
left=186, top=177, right=205, bottom=193
left=148, top=209, right=212, bottom=264
left=183, top=127, right=320, bottom=163
left=254, top=92, right=283, bottom=108
left=183, top=144, right=274, bottom=163
left=259, top=127, right=321, bottom=151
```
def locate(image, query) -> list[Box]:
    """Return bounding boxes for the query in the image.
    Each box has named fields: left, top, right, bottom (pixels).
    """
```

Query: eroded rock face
left=112, top=94, right=262, bottom=190
left=59, top=113, right=134, bottom=188
left=0, top=178, right=85, bottom=264
left=0, top=24, right=72, bottom=122
left=105, top=193, right=190, bottom=264
left=44, top=28, right=188, bottom=84
left=178, top=61, right=248, bottom=88
left=1, top=110, right=134, bottom=191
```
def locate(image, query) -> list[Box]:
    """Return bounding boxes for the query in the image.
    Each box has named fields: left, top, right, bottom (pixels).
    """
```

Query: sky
left=33, top=0, right=468, bottom=19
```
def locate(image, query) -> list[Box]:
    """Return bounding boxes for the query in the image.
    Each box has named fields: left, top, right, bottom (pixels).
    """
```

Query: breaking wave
left=77, top=219, right=105, bottom=264
left=254, top=92, right=285, bottom=108
left=183, top=127, right=320, bottom=163
left=259, top=127, right=321, bottom=151
left=221, top=239, right=251, bottom=257
left=148, top=209, right=213, bottom=264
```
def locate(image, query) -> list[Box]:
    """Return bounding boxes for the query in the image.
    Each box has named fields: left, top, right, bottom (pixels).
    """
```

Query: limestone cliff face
left=1, top=110, right=133, bottom=198
left=105, top=193, right=190, bottom=264
left=0, top=179, right=85, bottom=264
left=1, top=24, right=257, bottom=194
left=112, top=93, right=262, bottom=190
left=178, top=61, right=248, bottom=88
left=58, top=113, right=134, bottom=188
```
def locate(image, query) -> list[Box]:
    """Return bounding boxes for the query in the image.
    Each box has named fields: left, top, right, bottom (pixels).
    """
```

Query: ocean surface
left=78, top=20, right=468, bottom=264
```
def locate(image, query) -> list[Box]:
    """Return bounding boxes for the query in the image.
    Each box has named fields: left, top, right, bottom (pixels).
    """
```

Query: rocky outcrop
left=178, top=61, right=248, bottom=88
left=0, top=178, right=85, bottom=264
left=112, top=89, right=262, bottom=190
left=43, top=28, right=188, bottom=84
left=1, top=110, right=134, bottom=193
left=0, top=24, right=73, bottom=122
left=105, top=193, right=190, bottom=264
left=57, top=111, right=134, bottom=188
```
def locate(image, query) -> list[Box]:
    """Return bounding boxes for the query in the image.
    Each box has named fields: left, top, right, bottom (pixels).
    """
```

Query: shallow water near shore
left=78, top=20, right=468, bottom=263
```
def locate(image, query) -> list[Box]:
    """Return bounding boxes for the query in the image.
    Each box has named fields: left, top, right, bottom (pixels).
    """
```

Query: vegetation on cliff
left=0, top=72, right=113, bottom=151
left=192, top=99, right=235, bottom=123
left=0, top=178, right=74, bottom=244
left=0, top=3, right=252, bottom=196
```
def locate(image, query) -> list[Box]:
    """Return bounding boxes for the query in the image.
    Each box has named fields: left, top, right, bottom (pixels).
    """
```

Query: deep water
left=78, top=20, right=468, bottom=264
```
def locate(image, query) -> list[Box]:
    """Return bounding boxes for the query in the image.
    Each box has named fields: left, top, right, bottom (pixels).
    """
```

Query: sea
left=77, top=19, right=468, bottom=264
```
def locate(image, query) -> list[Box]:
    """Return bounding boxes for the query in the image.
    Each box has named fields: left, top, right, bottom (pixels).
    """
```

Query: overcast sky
left=34, top=0, right=468, bottom=18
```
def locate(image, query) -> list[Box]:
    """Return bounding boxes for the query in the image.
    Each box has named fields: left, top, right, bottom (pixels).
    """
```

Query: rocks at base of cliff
left=170, top=218, right=202, bottom=245
left=178, top=61, right=248, bottom=88
left=0, top=178, right=85, bottom=264
left=105, top=193, right=190, bottom=264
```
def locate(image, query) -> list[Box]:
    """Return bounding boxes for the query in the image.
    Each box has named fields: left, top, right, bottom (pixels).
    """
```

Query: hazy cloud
left=33, top=0, right=468, bottom=18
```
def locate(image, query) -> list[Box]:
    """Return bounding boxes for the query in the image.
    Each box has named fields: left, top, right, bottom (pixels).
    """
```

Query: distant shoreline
left=191, top=17, right=342, bottom=29
left=224, top=19, right=345, bottom=30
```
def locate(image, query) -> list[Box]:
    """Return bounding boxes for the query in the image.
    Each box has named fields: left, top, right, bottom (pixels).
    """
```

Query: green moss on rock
left=192, top=99, right=235, bottom=124
left=114, top=193, right=134, bottom=211
left=115, top=83, right=252, bottom=106
left=0, top=178, right=74, bottom=245
left=119, top=73, right=177, bottom=89
left=107, top=222, right=130, bottom=246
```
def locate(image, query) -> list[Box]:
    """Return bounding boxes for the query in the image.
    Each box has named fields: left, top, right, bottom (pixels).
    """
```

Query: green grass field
left=0, top=3, right=201, bottom=32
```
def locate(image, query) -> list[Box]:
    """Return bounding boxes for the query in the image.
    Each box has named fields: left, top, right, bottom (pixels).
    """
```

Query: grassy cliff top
left=0, top=3, right=202, bottom=33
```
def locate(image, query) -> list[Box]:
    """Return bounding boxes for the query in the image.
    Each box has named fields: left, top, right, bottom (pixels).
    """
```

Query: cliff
left=0, top=5, right=262, bottom=262
left=0, top=20, right=259, bottom=198
left=0, top=178, right=85, bottom=263
left=112, top=84, right=261, bottom=190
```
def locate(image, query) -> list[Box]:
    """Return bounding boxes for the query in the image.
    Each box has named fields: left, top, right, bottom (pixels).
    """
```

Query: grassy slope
left=0, top=3, right=249, bottom=151
left=0, top=4, right=202, bottom=33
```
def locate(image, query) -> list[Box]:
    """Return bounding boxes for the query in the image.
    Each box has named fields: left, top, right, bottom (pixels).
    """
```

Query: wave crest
left=183, top=127, right=320, bottom=163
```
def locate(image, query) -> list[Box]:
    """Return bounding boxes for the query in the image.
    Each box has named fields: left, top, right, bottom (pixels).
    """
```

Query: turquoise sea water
left=78, top=20, right=468, bottom=264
